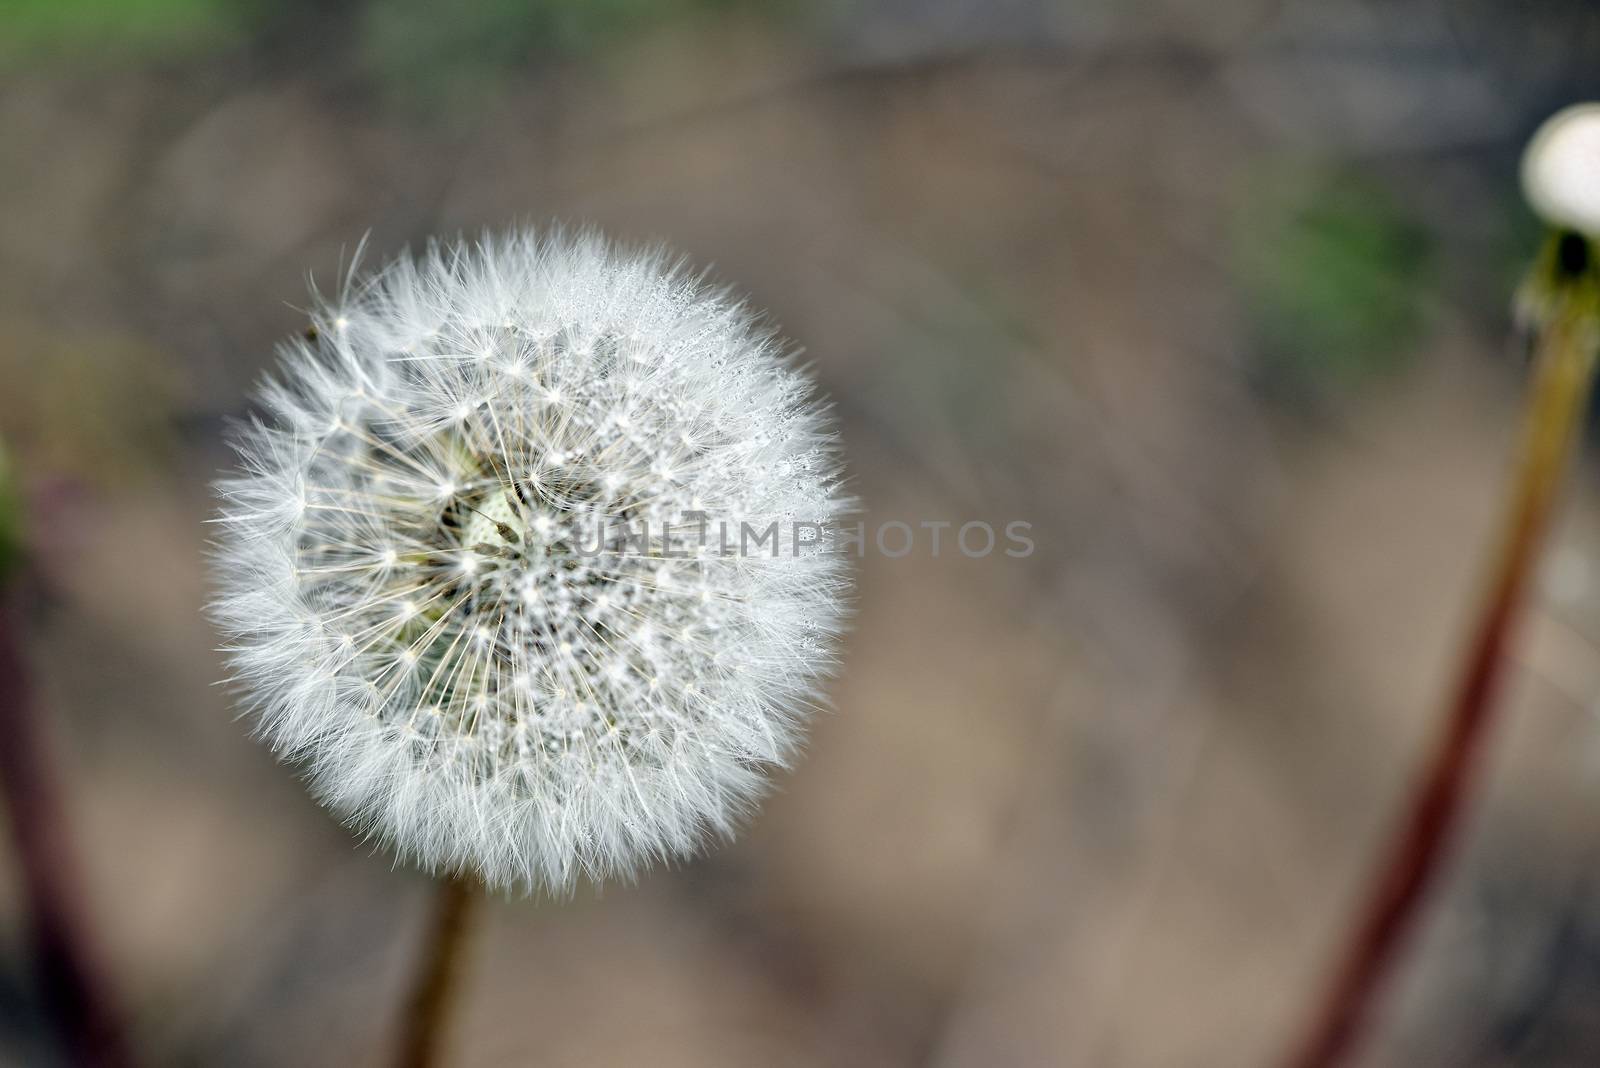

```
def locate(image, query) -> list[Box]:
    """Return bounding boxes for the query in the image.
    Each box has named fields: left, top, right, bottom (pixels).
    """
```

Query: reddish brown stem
left=1283, top=313, right=1599, bottom=1068
left=394, top=875, right=477, bottom=1068
left=0, top=594, right=132, bottom=1068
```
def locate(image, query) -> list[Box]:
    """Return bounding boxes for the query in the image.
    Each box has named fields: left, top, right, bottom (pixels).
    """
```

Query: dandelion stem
left=395, top=875, right=478, bottom=1068
left=1282, top=284, right=1599, bottom=1068
left=0, top=593, right=132, bottom=1068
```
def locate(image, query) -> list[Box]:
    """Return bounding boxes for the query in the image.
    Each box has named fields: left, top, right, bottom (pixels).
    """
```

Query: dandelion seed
left=211, top=229, right=851, bottom=892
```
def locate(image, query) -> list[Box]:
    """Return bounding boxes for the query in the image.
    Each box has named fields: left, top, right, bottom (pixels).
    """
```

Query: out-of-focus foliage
left=0, top=0, right=245, bottom=64
left=0, top=0, right=798, bottom=81
left=361, top=0, right=794, bottom=111
left=1235, top=164, right=1434, bottom=393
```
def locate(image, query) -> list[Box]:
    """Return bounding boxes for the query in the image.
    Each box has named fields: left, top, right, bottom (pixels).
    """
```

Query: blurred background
left=3, top=0, right=1600, bottom=1064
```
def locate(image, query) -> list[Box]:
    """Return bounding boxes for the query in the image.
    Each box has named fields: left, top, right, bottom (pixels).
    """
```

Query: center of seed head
left=462, top=487, right=526, bottom=553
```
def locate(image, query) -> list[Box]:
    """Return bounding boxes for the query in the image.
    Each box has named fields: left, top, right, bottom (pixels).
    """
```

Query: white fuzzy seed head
left=1523, top=103, right=1600, bottom=236
left=211, top=230, right=851, bottom=893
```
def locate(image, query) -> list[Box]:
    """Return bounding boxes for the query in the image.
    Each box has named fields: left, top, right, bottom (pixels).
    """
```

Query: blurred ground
left=4, top=1, right=1600, bottom=1065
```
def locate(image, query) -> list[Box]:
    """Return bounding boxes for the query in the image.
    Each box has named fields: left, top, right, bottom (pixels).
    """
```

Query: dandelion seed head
left=211, top=229, right=850, bottom=893
left=1524, top=103, right=1600, bottom=237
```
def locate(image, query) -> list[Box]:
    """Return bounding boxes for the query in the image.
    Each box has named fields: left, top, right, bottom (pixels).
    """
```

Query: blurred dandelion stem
left=0, top=593, right=132, bottom=1067
left=1284, top=234, right=1600, bottom=1068
left=395, top=875, right=478, bottom=1068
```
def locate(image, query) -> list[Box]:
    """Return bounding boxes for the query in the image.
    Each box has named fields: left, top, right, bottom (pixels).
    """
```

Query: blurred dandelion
left=1522, top=104, right=1600, bottom=242
left=1284, top=104, right=1600, bottom=1068
left=210, top=229, right=851, bottom=895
